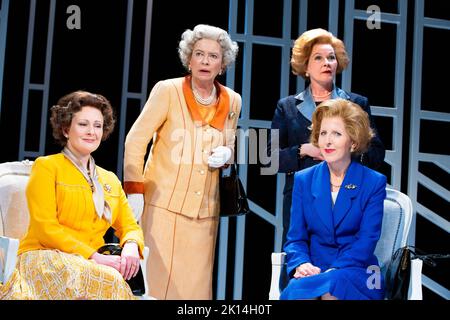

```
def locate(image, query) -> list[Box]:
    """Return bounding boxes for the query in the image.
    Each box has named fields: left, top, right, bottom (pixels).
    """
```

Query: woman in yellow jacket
left=124, top=24, right=241, bottom=299
left=0, top=91, right=144, bottom=299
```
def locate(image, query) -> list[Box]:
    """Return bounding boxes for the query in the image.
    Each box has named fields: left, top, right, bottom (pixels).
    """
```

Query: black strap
left=402, top=246, right=450, bottom=267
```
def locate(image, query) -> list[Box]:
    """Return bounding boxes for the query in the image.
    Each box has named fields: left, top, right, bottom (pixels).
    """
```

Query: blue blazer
left=267, top=85, right=386, bottom=246
left=285, top=160, right=387, bottom=277
left=268, top=86, right=385, bottom=179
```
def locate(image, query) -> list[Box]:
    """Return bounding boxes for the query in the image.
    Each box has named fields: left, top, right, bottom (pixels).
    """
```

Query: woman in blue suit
left=267, top=28, right=385, bottom=246
left=281, top=98, right=386, bottom=300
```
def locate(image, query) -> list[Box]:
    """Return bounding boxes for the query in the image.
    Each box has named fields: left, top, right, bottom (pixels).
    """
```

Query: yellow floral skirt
left=0, top=249, right=136, bottom=300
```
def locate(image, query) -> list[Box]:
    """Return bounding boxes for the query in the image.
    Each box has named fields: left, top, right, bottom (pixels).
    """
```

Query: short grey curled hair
left=178, top=24, right=239, bottom=71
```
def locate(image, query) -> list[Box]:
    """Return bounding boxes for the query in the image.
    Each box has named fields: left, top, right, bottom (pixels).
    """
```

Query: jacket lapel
left=333, top=161, right=363, bottom=227
left=296, top=84, right=348, bottom=122
left=296, top=88, right=315, bottom=122
left=182, top=76, right=230, bottom=131
left=311, top=162, right=334, bottom=235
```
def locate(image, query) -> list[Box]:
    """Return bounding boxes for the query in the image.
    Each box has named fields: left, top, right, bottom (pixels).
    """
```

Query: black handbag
left=219, top=164, right=250, bottom=217
left=385, top=246, right=450, bottom=300
left=385, top=246, right=412, bottom=300
left=97, top=243, right=146, bottom=296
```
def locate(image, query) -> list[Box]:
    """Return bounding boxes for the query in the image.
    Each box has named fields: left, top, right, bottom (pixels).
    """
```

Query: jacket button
left=199, top=170, right=205, bottom=175
left=195, top=191, right=201, bottom=196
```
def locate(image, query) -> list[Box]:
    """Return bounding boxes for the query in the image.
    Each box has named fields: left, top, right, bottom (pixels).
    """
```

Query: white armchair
left=0, top=160, right=33, bottom=239
left=0, top=160, right=33, bottom=285
left=269, top=187, right=423, bottom=300
left=0, top=160, right=153, bottom=299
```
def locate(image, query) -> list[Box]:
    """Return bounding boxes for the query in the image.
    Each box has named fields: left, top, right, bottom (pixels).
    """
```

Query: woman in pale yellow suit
left=0, top=91, right=144, bottom=299
left=124, top=24, right=241, bottom=299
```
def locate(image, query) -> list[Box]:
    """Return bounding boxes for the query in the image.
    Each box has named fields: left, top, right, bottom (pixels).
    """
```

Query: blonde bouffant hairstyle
left=291, top=28, right=349, bottom=78
left=310, top=98, right=374, bottom=155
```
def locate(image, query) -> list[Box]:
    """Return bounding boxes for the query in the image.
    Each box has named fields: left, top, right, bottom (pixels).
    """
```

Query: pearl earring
left=305, top=72, right=309, bottom=77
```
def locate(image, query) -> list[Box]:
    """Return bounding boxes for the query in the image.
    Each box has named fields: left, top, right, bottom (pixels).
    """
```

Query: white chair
left=0, top=160, right=153, bottom=299
left=0, top=160, right=33, bottom=286
left=269, top=187, right=423, bottom=300
left=0, top=160, right=33, bottom=239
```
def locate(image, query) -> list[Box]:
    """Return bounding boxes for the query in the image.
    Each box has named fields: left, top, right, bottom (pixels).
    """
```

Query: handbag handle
left=402, top=246, right=450, bottom=267
left=221, top=163, right=237, bottom=178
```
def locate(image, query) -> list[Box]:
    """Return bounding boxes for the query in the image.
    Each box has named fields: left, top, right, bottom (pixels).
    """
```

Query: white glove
left=127, top=193, right=144, bottom=221
left=207, top=146, right=232, bottom=168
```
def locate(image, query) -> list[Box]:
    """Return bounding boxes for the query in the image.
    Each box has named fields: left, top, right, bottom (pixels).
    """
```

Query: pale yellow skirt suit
left=124, top=76, right=241, bottom=299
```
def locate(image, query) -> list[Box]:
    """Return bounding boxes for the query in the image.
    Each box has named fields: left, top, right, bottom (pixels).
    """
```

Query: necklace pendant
left=330, top=182, right=341, bottom=188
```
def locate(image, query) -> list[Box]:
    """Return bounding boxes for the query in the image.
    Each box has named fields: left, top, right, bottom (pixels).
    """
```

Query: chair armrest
left=139, top=246, right=150, bottom=297
left=408, top=258, right=423, bottom=300
left=0, top=236, right=19, bottom=284
left=269, top=252, right=286, bottom=300
left=137, top=246, right=157, bottom=300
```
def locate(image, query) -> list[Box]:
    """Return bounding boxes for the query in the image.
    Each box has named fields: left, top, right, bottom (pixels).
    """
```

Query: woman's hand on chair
left=120, top=241, right=140, bottom=280
left=294, top=262, right=321, bottom=278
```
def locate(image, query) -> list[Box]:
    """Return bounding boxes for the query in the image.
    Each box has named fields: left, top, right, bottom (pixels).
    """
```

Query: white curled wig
left=178, top=24, right=239, bottom=71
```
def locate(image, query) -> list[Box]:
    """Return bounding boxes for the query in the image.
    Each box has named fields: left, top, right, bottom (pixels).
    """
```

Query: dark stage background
left=0, top=0, right=448, bottom=300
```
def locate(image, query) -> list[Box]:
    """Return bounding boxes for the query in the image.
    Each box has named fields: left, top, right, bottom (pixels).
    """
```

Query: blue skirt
left=280, top=267, right=385, bottom=300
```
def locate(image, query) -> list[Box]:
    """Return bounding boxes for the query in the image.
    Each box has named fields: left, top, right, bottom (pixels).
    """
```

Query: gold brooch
left=344, top=184, right=357, bottom=190
left=103, top=184, right=112, bottom=193
left=228, top=111, right=235, bottom=119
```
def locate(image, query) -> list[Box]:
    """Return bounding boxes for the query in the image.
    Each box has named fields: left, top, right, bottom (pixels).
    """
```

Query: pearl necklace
left=312, top=91, right=331, bottom=99
left=192, top=83, right=217, bottom=105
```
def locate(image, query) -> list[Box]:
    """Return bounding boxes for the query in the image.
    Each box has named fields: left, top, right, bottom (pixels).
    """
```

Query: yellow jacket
left=19, top=154, right=144, bottom=259
left=123, top=77, right=241, bottom=218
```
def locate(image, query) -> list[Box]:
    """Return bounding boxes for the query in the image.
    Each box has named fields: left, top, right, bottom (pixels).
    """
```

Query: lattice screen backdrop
left=0, top=0, right=448, bottom=300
